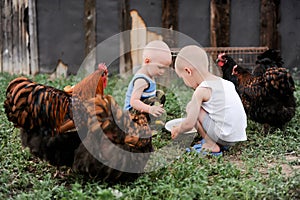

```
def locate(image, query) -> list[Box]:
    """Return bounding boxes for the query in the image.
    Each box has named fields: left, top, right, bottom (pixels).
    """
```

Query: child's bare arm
left=171, top=87, right=210, bottom=139
left=130, top=79, right=165, bottom=116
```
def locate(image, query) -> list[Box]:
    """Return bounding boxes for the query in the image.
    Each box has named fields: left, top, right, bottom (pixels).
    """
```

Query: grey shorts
left=202, top=114, right=236, bottom=147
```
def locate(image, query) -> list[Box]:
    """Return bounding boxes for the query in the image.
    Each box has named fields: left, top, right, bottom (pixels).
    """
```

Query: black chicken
left=217, top=51, right=296, bottom=131
left=253, top=49, right=284, bottom=76
left=216, top=53, right=239, bottom=89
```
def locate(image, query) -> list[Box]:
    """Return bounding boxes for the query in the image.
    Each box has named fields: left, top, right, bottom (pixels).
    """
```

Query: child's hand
left=149, top=104, right=165, bottom=117
left=171, top=126, right=180, bottom=139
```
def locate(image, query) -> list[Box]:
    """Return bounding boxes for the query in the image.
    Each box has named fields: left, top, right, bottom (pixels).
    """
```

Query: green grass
left=0, top=72, right=299, bottom=199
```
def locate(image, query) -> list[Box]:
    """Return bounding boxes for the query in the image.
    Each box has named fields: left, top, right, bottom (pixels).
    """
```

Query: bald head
left=175, top=45, right=209, bottom=73
left=142, top=40, right=172, bottom=66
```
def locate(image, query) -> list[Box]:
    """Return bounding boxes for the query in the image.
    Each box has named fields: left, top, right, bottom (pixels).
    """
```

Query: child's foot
left=186, top=139, right=223, bottom=156
left=201, top=138, right=230, bottom=151
left=201, top=142, right=220, bottom=154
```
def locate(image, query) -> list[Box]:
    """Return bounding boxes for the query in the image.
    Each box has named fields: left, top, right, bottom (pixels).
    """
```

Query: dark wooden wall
left=1, top=0, right=300, bottom=76
left=279, top=0, right=300, bottom=71
left=230, top=0, right=260, bottom=46
left=178, top=0, right=210, bottom=47
left=36, top=0, right=85, bottom=74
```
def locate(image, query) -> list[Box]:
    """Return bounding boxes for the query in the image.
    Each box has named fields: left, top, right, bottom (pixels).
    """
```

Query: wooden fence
left=0, top=0, right=39, bottom=75
left=170, top=46, right=269, bottom=76
left=0, top=0, right=289, bottom=76
left=204, top=46, right=269, bottom=74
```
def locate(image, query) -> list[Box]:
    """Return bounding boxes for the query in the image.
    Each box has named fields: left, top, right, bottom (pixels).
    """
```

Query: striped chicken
left=73, top=94, right=153, bottom=183
left=3, top=64, right=108, bottom=168
left=4, top=64, right=154, bottom=182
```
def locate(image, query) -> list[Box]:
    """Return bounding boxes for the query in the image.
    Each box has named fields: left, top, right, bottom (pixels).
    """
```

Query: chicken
left=217, top=53, right=239, bottom=87
left=4, top=63, right=154, bottom=182
left=73, top=94, right=153, bottom=183
left=253, top=49, right=284, bottom=76
left=3, top=63, right=108, bottom=169
left=217, top=52, right=296, bottom=131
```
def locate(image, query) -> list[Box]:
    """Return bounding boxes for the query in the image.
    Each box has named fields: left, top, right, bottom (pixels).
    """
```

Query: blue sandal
left=186, top=139, right=205, bottom=152
left=186, top=139, right=228, bottom=156
left=201, top=149, right=223, bottom=156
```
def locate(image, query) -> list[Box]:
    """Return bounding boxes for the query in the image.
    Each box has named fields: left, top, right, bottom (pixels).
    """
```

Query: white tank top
left=199, top=78, right=247, bottom=142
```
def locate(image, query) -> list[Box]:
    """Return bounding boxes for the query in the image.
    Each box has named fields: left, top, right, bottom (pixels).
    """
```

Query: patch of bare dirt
left=226, top=153, right=300, bottom=177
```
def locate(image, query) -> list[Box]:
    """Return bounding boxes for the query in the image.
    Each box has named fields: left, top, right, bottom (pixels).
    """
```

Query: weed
left=0, top=72, right=299, bottom=199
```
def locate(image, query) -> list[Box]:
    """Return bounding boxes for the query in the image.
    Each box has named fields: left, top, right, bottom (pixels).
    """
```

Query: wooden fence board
left=210, top=0, right=230, bottom=47
left=119, top=0, right=132, bottom=74
left=84, top=0, right=96, bottom=56
left=21, top=0, right=30, bottom=75
left=162, top=0, right=178, bottom=48
left=12, top=0, right=20, bottom=74
left=260, top=0, right=280, bottom=49
left=0, top=0, right=2, bottom=72
left=28, top=0, right=39, bottom=75
left=2, top=0, right=13, bottom=73
left=1, top=0, right=33, bottom=75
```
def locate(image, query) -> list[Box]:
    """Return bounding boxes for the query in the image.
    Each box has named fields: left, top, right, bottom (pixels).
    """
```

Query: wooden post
left=210, top=0, right=230, bottom=47
left=83, top=0, right=96, bottom=72
left=28, top=0, right=39, bottom=75
left=10, top=0, right=30, bottom=75
left=260, top=0, right=280, bottom=49
left=84, top=0, right=96, bottom=57
left=12, top=0, right=21, bottom=74
left=0, top=0, right=3, bottom=72
left=2, top=0, right=13, bottom=74
left=162, top=0, right=178, bottom=48
left=119, top=0, right=132, bottom=74
left=21, top=1, right=30, bottom=75
left=210, top=0, right=230, bottom=75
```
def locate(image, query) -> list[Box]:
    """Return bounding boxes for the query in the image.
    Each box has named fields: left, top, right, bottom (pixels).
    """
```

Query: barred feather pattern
left=3, top=77, right=84, bottom=167
left=3, top=65, right=109, bottom=170
left=72, top=94, right=153, bottom=182
left=4, top=74, right=154, bottom=181
left=4, top=77, right=72, bottom=135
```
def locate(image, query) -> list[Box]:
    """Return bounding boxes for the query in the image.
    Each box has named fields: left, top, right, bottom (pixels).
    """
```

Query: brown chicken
left=3, top=64, right=108, bottom=169
left=73, top=94, right=153, bottom=183
left=4, top=63, right=154, bottom=182
left=217, top=52, right=296, bottom=131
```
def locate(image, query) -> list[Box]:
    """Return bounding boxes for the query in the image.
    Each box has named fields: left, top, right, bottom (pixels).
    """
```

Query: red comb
left=98, top=63, right=107, bottom=71
left=218, top=53, right=226, bottom=60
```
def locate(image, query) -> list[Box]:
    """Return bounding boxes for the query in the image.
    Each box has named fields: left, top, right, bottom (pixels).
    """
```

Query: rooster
left=4, top=63, right=154, bottom=182
left=4, top=64, right=108, bottom=172
left=217, top=52, right=296, bottom=131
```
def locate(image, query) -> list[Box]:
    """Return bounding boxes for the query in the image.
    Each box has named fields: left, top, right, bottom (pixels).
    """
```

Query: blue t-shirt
left=124, top=74, right=156, bottom=110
